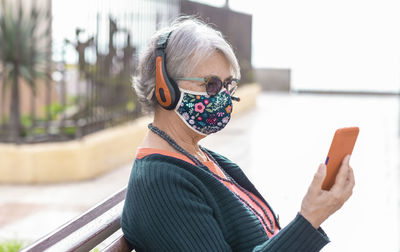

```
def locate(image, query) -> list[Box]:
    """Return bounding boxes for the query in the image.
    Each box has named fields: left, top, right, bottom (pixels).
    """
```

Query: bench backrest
left=20, top=187, right=131, bottom=252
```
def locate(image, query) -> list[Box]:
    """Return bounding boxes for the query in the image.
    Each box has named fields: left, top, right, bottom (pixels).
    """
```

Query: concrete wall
left=254, top=68, right=291, bottom=92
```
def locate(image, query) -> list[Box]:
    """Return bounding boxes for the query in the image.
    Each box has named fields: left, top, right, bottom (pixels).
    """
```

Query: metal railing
left=0, top=0, right=179, bottom=144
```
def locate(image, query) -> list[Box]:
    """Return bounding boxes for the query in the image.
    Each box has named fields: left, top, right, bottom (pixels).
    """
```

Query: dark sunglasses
left=176, top=76, right=239, bottom=96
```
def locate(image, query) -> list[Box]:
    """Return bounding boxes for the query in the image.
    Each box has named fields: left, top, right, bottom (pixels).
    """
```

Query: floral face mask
left=175, top=88, right=233, bottom=135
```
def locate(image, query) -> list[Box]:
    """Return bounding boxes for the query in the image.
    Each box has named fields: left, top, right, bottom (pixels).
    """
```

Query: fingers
left=331, top=155, right=352, bottom=194
left=343, top=165, right=355, bottom=196
left=309, top=163, right=327, bottom=194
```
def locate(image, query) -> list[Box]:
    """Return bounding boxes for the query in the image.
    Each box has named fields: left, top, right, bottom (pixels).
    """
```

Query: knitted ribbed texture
left=121, top=150, right=330, bottom=251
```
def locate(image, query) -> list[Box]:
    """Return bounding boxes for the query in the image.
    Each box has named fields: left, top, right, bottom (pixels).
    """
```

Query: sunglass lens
left=206, top=77, right=222, bottom=96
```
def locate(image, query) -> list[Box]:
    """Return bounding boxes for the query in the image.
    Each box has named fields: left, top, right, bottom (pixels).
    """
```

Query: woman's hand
left=300, top=155, right=355, bottom=229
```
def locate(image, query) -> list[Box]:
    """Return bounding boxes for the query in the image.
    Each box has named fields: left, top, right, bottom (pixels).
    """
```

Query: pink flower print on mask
left=206, top=115, right=217, bottom=125
left=194, top=102, right=205, bottom=113
left=175, top=87, right=233, bottom=135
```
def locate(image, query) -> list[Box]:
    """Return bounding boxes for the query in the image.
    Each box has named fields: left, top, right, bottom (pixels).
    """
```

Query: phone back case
left=322, top=127, right=359, bottom=190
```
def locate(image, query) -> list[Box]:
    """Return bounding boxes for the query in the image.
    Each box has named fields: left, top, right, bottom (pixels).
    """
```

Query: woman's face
left=177, top=52, right=232, bottom=92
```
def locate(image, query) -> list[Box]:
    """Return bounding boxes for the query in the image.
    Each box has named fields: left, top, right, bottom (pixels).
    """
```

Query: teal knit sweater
left=121, top=149, right=330, bottom=251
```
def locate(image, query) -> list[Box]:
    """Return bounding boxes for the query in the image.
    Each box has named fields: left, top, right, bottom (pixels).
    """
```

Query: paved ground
left=0, top=92, right=399, bottom=251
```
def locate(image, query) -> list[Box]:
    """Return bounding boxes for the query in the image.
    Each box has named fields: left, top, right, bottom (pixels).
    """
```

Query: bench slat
left=49, top=202, right=124, bottom=252
left=20, top=187, right=127, bottom=252
left=102, top=232, right=131, bottom=252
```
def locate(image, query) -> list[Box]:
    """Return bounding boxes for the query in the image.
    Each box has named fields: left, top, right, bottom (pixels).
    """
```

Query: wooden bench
left=20, top=187, right=132, bottom=252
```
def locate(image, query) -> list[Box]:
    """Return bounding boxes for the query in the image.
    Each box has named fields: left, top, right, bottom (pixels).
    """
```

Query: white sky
left=196, top=0, right=400, bottom=92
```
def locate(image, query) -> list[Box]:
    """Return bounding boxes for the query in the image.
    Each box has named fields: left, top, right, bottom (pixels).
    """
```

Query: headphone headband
left=156, top=31, right=172, bottom=50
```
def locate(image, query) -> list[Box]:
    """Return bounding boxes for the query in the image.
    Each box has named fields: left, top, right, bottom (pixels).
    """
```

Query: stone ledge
left=0, top=83, right=261, bottom=183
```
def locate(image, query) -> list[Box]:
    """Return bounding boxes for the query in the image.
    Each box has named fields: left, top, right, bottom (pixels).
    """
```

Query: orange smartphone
left=322, top=127, right=359, bottom=190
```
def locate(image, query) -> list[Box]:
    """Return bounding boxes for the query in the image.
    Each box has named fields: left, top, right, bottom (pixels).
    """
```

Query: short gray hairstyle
left=133, top=16, right=240, bottom=113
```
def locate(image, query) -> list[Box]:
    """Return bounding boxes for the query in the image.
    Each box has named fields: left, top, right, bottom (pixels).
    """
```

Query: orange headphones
left=155, top=31, right=181, bottom=110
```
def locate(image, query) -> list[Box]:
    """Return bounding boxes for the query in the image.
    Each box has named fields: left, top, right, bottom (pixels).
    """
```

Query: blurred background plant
left=0, top=239, right=23, bottom=252
left=0, top=0, right=48, bottom=143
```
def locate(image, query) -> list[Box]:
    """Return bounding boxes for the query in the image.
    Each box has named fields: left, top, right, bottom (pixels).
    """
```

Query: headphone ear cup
left=155, top=51, right=180, bottom=110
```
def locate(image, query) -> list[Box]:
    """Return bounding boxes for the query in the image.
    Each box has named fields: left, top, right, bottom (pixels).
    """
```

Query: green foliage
left=0, top=239, right=24, bottom=252
left=63, top=126, right=77, bottom=136
left=20, top=114, right=32, bottom=128
left=47, top=102, right=65, bottom=120
left=89, top=248, right=100, bottom=252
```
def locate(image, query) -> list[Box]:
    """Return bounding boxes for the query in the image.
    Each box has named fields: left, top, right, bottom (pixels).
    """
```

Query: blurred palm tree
left=0, top=0, right=49, bottom=142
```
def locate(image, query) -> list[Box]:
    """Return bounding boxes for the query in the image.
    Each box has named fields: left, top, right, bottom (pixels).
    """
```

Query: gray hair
left=133, top=16, right=240, bottom=113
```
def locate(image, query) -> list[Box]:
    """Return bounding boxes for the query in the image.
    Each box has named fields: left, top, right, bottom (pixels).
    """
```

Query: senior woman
left=121, top=17, right=354, bottom=252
